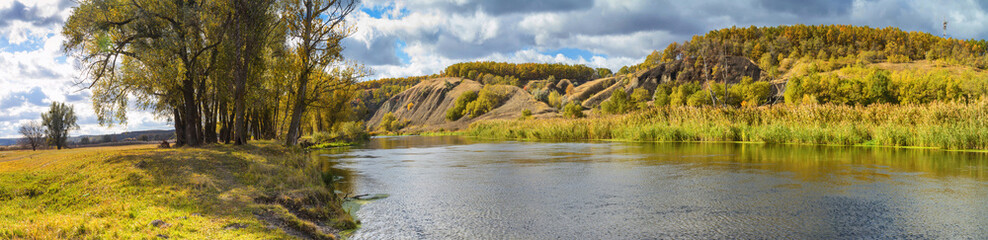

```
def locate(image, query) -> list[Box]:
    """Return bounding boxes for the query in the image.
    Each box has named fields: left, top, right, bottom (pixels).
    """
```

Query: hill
left=358, top=24, right=988, bottom=134
left=0, top=130, right=173, bottom=147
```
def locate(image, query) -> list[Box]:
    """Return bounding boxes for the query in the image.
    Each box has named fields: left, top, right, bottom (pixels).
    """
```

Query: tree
left=63, top=0, right=228, bottom=147
left=41, top=102, right=78, bottom=150
left=282, top=0, right=358, bottom=146
left=18, top=121, right=45, bottom=151
left=230, top=0, right=278, bottom=145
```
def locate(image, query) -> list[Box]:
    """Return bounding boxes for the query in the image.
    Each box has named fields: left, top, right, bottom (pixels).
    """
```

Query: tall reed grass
left=467, top=100, right=988, bottom=150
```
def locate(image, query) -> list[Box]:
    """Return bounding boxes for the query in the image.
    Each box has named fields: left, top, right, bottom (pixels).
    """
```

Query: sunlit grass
left=468, top=99, right=988, bottom=150
left=0, top=141, right=352, bottom=239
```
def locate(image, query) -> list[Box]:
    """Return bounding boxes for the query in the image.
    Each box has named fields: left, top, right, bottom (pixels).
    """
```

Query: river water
left=316, top=136, right=988, bottom=239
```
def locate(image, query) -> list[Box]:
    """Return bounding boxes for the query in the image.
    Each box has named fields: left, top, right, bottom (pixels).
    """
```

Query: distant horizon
left=4, top=0, right=988, bottom=138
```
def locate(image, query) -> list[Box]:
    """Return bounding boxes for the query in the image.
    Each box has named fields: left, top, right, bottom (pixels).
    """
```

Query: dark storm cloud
left=431, top=31, right=533, bottom=59
left=342, top=37, right=403, bottom=65
left=439, top=0, right=594, bottom=15
left=759, top=0, right=854, bottom=17
left=0, top=87, right=47, bottom=109
left=0, top=1, right=65, bottom=27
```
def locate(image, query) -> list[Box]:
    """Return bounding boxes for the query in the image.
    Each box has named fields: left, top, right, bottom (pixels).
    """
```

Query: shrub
left=888, top=54, right=910, bottom=63
left=601, top=89, right=632, bottom=114
left=784, top=77, right=803, bottom=104
left=465, top=85, right=510, bottom=118
left=446, top=91, right=478, bottom=121
left=686, top=90, right=712, bottom=106
left=378, top=112, right=407, bottom=132
left=547, top=91, right=563, bottom=108
left=653, top=85, right=671, bottom=106
left=631, top=88, right=651, bottom=110
left=563, top=102, right=585, bottom=118
left=858, top=51, right=882, bottom=64
left=328, top=121, right=370, bottom=142
left=732, top=76, right=772, bottom=107
left=670, top=83, right=701, bottom=106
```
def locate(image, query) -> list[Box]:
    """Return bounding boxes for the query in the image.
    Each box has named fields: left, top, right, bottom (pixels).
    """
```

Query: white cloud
left=0, top=0, right=171, bottom=138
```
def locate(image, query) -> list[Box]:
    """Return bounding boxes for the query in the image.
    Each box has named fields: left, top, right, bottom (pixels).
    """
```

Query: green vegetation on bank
left=445, top=85, right=513, bottom=121
left=469, top=100, right=988, bottom=150
left=0, top=142, right=354, bottom=239
left=444, top=61, right=598, bottom=85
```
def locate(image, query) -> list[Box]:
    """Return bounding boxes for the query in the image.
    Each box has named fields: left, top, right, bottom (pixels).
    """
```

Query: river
left=316, top=136, right=988, bottom=239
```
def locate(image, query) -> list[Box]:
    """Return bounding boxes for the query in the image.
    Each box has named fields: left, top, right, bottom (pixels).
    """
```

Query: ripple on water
left=317, top=136, right=988, bottom=239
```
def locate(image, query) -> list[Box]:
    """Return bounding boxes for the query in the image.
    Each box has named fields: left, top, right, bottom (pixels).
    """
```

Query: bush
left=858, top=51, right=882, bottom=64
left=446, top=91, right=478, bottom=121
left=784, top=77, right=803, bottom=104
left=686, top=90, right=712, bottom=106
left=631, top=88, right=651, bottom=110
left=331, top=121, right=370, bottom=142
left=732, top=76, right=772, bottom=107
left=547, top=91, right=563, bottom=108
left=378, top=112, right=407, bottom=132
left=465, top=85, right=510, bottom=118
left=888, top=54, right=910, bottom=63
left=670, top=83, right=701, bottom=106
left=563, top=102, right=584, bottom=118
left=653, top=85, right=671, bottom=106
left=601, top=89, right=632, bottom=114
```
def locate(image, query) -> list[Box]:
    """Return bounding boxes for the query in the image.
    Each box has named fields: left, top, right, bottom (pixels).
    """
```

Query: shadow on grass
left=103, top=143, right=355, bottom=239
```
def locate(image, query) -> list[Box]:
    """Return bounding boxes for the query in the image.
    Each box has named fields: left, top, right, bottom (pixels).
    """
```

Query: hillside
left=358, top=24, right=988, bottom=133
left=366, top=78, right=553, bottom=132
left=0, top=130, right=173, bottom=147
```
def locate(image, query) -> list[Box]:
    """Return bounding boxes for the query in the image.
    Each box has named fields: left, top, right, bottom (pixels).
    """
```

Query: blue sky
left=4, top=0, right=988, bottom=138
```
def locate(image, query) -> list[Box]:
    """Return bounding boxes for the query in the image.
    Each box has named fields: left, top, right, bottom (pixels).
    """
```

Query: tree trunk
left=285, top=75, right=309, bottom=146
left=219, top=98, right=230, bottom=144
left=174, top=108, right=186, bottom=147
left=182, top=76, right=201, bottom=146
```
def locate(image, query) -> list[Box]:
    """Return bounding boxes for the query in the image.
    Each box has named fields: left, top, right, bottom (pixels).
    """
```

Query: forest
left=61, top=0, right=363, bottom=147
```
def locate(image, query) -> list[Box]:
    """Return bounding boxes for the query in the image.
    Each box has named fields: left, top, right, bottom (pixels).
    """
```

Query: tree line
left=62, top=0, right=362, bottom=147
left=621, top=24, right=988, bottom=74
left=443, top=61, right=598, bottom=84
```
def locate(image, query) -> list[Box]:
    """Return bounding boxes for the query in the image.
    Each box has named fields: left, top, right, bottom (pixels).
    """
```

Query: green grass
left=0, top=141, right=354, bottom=239
left=308, top=141, right=357, bottom=149
left=467, top=100, right=988, bottom=150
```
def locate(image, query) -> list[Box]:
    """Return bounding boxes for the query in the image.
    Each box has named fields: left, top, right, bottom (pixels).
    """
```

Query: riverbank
left=0, top=142, right=354, bottom=239
left=466, top=100, right=988, bottom=150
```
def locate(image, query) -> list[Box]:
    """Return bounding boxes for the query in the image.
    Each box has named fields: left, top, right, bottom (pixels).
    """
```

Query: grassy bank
left=468, top=100, right=988, bottom=150
left=0, top=142, right=354, bottom=239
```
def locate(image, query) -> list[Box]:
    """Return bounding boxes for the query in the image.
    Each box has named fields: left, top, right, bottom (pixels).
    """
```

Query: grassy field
left=0, top=141, right=354, bottom=239
left=467, top=100, right=988, bottom=150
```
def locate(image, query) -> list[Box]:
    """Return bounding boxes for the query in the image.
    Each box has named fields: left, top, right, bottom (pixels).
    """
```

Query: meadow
left=0, top=142, right=353, bottom=239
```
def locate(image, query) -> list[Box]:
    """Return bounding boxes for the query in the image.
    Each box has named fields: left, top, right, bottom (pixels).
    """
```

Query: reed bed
left=467, top=100, right=988, bottom=150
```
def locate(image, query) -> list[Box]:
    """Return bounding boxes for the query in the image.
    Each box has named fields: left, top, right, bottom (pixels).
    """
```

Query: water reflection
left=316, top=136, right=988, bottom=239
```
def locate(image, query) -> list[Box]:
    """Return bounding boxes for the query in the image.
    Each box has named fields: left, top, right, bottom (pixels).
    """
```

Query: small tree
left=18, top=121, right=45, bottom=151
left=563, top=102, right=585, bottom=118
left=41, top=102, right=78, bottom=150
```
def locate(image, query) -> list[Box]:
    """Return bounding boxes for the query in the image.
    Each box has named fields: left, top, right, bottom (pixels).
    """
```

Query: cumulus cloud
left=0, top=86, right=47, bottom=109
left=4, top=0, right=988, bottom=137
left=0, top=0, right=170, bottom=138
left=343, top=0, right=988, bottom=81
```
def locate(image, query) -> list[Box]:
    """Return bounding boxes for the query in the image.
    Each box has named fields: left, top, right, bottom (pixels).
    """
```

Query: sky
left=2, top=0, right=988, bottom=138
